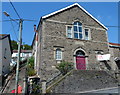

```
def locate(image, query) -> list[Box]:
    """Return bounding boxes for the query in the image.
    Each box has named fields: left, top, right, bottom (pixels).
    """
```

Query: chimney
left=34, top=25, right=38, bottom=32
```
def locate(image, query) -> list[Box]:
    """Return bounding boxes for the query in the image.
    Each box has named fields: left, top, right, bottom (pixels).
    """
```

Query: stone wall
left=38, top=5, right=109, bottom=81
left=109, top=46, right=120, bottom=70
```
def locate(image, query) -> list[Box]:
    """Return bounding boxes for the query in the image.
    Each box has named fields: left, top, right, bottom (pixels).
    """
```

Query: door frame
left=73, top=48, right=88, bottom=70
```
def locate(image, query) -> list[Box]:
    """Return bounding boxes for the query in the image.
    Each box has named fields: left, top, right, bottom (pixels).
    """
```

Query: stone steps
left=51, top=70, right=118, bottom=93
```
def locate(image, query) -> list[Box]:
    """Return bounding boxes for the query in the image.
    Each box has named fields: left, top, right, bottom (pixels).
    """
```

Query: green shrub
left=27, top=57, right=36, bottom=76
left=56, top=61, right=74, bottom=75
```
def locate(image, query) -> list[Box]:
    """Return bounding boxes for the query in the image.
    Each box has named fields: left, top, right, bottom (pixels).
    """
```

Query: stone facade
left=34, top=3, right=112, bottom=81
left=109, top=43, right=120, bottom=70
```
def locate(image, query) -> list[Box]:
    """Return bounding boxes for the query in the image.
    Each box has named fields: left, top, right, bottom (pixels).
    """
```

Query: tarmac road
left=92, top=87, right=118, bottom=93
left=79, top=87, right=119, bottom=94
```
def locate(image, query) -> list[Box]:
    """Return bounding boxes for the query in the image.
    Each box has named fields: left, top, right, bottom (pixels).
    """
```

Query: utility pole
left=15, top=19, right=23, bottom=94
left=3, top=11, right=35, bottom=94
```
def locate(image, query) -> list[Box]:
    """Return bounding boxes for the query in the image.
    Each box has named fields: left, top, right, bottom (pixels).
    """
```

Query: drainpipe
left=34, top=25, right=38, bottom=73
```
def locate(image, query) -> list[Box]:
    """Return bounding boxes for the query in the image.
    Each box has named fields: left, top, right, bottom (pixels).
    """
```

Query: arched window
left=74, top=22, right=82, bottom=39
left=76, top=50, right=85, bottom=56
left=56, top=49, right=62, bottom=60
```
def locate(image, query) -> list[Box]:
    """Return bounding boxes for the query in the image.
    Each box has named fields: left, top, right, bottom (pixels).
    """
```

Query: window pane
left=67, top=26, right=72, bottom=38
left=67, top=27, right=72, bottom=32
left=85, top=29, right=89, bottom=40
left=56, top=49, right=62, bottom=60
left=85, top=31, right=88, bottom=36
left=78, top=22, right=82, bottom=26
left=74, top=26, right=77, bottom=31
left=68, top=33, right=72, bottom=38
left=74, top=22, right=77, bottom=25
left=76, top=50, right=85, bottom=56
left=79, top=33, right=82, bottom=39
left=78, top=27, right=82, bottom=32
left=74, top=33, right=78, bottom=38
left=85, top=29, right=88, bottom=33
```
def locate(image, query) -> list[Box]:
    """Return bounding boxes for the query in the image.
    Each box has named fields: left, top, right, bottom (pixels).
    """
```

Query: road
left=80, top=87, right=119, bottom=94
left=92, top=87, right=118, bottom=93
left=2, top=65, right=26, bottom=93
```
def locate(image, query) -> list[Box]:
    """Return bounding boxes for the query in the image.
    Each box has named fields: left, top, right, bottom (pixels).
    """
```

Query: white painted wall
left=0, top=40, right=2, bottom=76
left=0, top=37, right=11, bottom=76
left=12, top=52, right=32, bottom=63
left=12, top=52, right=32, bottom=58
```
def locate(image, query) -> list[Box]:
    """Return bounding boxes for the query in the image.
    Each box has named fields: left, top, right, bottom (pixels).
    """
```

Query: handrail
left=46, top=72, right=62, bottom=87
left=46, top=69, right=74, bottom=93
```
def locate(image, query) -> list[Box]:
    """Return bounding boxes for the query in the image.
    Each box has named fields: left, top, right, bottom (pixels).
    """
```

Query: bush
left=56, top=61, right=74, bottom=75
left=27, top=57, right=36, bottom=76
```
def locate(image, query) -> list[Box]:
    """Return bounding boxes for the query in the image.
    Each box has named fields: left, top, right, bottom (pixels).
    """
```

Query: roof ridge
left=109, top=42, right=120, bottom=46
left=42, top=3, right=107, bottom=30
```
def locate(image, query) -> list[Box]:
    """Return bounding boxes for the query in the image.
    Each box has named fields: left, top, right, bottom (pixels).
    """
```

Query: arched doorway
left=75, top=50, right=86, bottom=70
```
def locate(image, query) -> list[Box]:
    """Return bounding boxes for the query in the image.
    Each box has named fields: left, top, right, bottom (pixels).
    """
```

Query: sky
left=2, top=2, right=119, bottom=45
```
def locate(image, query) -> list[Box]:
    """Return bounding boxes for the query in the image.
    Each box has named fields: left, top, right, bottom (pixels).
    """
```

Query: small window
left=67, top=26, right=72, bottom=38
left=84, top=29, right=90, bottom=40
left=56, top=49, right=62, bottom=60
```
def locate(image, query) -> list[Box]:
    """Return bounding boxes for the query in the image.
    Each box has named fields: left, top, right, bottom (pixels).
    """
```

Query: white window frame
left=84, top=28, right=91, bottom=40
left=66, top=25, right=73, bottom=38
left=66, top=22, right=91, bottom=41
left=56, top=49, right=62, bottom=60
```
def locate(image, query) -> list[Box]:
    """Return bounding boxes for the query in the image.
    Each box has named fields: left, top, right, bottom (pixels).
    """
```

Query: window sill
left=56, top=59, right=62, bottom=61
left=66, top=37, right=90, bottom=41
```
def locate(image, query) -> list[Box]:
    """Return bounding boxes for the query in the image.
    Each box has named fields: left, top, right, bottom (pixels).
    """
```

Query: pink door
left=76, top=56, right=86, bottom=70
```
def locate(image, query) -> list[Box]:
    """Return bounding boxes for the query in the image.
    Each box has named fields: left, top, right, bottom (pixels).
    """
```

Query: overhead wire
left=9, top=17, right=19, bottom=41
left=8, top=0, right=21, bottom=41
left=105, top=26, right=120, bottom=28
left=9, top=0, right=21, bottom=19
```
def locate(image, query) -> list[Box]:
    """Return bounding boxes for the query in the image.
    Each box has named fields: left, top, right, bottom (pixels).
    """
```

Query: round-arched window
left=76, top=50, right=85, bottom=56
left=74, top=21, right=82, bottom=39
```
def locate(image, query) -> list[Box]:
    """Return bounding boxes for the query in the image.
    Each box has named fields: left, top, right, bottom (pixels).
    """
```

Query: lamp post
left=15, top=19, right=23, bottom=94
left=3, top=12, right=23, bottom=95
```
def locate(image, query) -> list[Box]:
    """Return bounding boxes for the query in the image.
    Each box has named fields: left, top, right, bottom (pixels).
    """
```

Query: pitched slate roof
left=109, top=42, right=120, bottom=48
left=42, top=3, right=107, bottom=30
left=0, top=34, right=9, bottom=40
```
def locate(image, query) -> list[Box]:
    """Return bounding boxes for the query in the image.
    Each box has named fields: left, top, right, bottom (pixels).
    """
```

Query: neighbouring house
left=32, top=3, right=114, bottom=81
left=11, top=50, right=32, bottom=64
left=0, top=34, right=12, bottom=88
left=109, top=42, right=120, bottom=70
